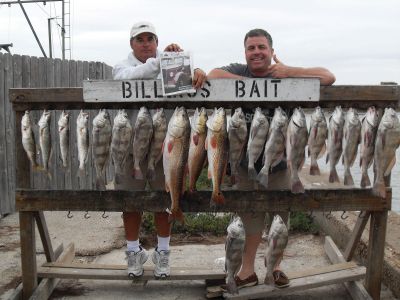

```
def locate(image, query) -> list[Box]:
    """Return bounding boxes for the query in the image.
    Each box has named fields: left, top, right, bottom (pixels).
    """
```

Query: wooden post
left=343, top=211, right=371, bottom=261
left=19, top=211, right=37, bottom=300
left=365, top=211, right=387, bottom=300
left=34, top=211, right=55, bottom=262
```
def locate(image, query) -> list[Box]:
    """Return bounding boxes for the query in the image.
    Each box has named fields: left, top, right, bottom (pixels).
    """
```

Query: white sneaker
left=151, top=248, right=171, bottom=278
left=126, top=247, right=149, bottom=277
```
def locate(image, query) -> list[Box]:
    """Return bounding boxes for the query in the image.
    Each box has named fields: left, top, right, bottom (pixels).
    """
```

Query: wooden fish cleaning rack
left=9, top=79, right=400, bottom=299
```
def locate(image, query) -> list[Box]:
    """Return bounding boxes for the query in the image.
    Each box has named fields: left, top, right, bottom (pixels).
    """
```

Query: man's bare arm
left=207, top=68, right=244, bottom=79
left=268, top=55, right=335, bottom=85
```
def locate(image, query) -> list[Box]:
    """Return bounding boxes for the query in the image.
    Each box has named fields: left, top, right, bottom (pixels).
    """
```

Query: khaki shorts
left=236, top=163, right=290, bottom=235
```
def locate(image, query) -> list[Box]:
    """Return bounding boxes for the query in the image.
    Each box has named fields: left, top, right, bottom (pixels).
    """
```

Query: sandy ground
left=0, top=211, right=397, bottom=299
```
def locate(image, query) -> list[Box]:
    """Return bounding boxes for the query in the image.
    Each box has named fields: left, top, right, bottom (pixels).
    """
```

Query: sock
left=157, top=236, right=170, bottom=251
left=127, top=240, right=140, bottom=253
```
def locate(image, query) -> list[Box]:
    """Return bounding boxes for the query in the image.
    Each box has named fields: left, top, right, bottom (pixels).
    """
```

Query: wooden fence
left=0, top=53, right=113, bottom=215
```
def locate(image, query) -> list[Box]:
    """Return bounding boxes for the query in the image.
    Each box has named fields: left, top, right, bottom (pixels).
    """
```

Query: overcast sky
left=1, top=0, right=399, bottom=84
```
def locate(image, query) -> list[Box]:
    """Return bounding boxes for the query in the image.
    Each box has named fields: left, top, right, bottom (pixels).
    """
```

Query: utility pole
left=3, top=0, right=67, bottom=59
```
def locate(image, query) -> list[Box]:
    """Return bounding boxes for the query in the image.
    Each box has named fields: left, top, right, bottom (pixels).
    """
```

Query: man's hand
left=267, top=55, right=291, bottom=78
left=164, top=43, right=183, bottom=52
left=192, top=68, right=206, bottom=89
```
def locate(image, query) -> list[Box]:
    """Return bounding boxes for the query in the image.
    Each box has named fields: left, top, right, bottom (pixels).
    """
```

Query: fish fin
left=271, top=153, right=284, bottom=168
left=211, top=190, right=225, bottom=205
left=256, top=167, right=269, bottom=188
left=317, top=143, right=326, bottom=159
left=373, top=182, right=386, bottom=198
left=342, top=154, right=344, bottom=165
left=291, top=179, right=304, bottom=194
left=367, top=158, right=374, bottom=169
left=46, top=171, right=52, bottom=181
left=360, top=173, right=371, bottom=188
left=167, top=140, right=174, bottom=153
left=264, top=273, right=274, bottom=285
left=203, top=158, right=208, bottom=169
left=359, top=157, right=363, bottom=168
left=248, top=165, right=257, bottom=180
left=326, top=153, right=329, bottom=163
left=344, top=170, right=354, bottom=186
left=329, top=168, right=340, bottom=183
left=204, top=136, right=208, bottom=151
left=210, top=136, right=217, bottom=149
left=168, top=208, right=185, bottom=224
left=384, top=157, right=396, bottom=177
left=309, top=164, right=320, bottom=176
left=165, top=183, right=170, bottom=193
left=193, top=133, right=199, bottom=146
left=132, top=167, right=144, bottom=180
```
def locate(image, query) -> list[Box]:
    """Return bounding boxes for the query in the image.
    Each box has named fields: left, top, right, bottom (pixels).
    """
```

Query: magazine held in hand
left=160, top=51, right=195, bottom=96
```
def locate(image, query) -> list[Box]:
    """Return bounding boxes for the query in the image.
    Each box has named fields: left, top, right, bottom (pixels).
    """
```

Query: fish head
left=270, top=215, right=288, bottom=235
left=168, top=107, right=189, bottom=138
left=58, top=110, right=69, bottom=127
left=21, top=111, right=32, bottom=128
left=346, top=108, right=360, bottom=126
left=152, top=108, right=166, bottom=129
left=229, top=107, right=245, bottom=129
left=93, top=109, right=110, bottom=128
left=311, top=106, right=326, bottom=124
left=291, top=107, right=306, bottom=128
left=227, top=217, right=245, bottom=239
left=332, top=106, right=345, bottom=126
left=381, top=107, right=399, bottom=129
left=207, top=107, right=226, bottom=132
left=271, top=107, right=288, bottom=129
left=192, top=107, right=208, bottom=134
left=253, top=108, right=267, bottom=125
left=365, top=106, right=379, bottom=127
left=78, top=110, right=89, bottom=126
left=114, top=109, right=129, bottom=127
left=136, top=106, right=151, bottom=126
left=38, top=110, right=51, bottom=127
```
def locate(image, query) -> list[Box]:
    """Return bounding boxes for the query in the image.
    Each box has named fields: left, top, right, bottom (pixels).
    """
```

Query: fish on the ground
left=92, top=109, right=112, bottom=190
left=342, top=108, right=361, bottom=185
left=373, top=108, right=400, bottom=198
left=228, top=107, right=248, bottom=186
left=247, top=107, right=269, bottom=179
left=58, top=110, right=69, bottom=168
left=77, top=110, right=90, bottom=175
left=360, top=106, right=379, bottom=187
left=147, top=108, right=167, bottom=181
left=21, top=110, right=39, bottom=170
left=132, top=106, right=153, bottom=180
left=111, top=109, right=132, bottom=185
left=206, top=107, right=229, bottom=205
left=264, top=215, right=288, bottom=285
left=326, top=106, right=345, bottom=183
left=38, top=109, right=52, bottom=179
left=307, top=106, right=328, bottom=176
left=163, top=107, right=191, bottom=223
left=188, top=107, right=208, bottom=192
left=257, top=107, right=288, bottom=188
left=286, top=107, right=308, bottom=193
left=225, top=216, right=245, bottom=294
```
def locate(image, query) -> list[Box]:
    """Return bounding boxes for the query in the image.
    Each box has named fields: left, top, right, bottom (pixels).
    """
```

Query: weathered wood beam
left=16, top=188, right=391, bottom=212
left=343, top=211, right=371, bottom=262
left=9, top=85, right=400, bottom=111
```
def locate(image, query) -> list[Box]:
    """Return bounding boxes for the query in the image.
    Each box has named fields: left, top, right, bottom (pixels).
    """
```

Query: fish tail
left=227, top=277, right=239, bottom=295
left=344, top=170, right=354, bottom=186
left=77, top=167, right=85, bottom=179
left=96, top=176, right=106, bottom=191
left=256, top=167, right=269, bottom=188
left=373, top=182, right=386, bottom=198
left=114, top=172, right=124, bottom=185
left=360, top=172, right=371, bottom=188
left=168, top=208, right=185, bottom=224
left=132, top=166, right=144, bottom=180
left=211, top=190, right=225, bottom=205
left=309, top=162, right=320, bottom=176
left=146, top=167, right=155, bottom=181
left=46, top=170, right=52, bottom=181
left=264, top=272, right=274, bottom=285
left=248, top=165, right=258, bottom=180
left=329, top=168, right=340, bottom=183
left=291, top=179, right=305, bottom=194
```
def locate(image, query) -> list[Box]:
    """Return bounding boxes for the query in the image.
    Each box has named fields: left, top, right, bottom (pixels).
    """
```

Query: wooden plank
left=224, top=266, right=366, bottom=299
left=324, top=236, right=372, bottom=300
left=29, top=243, right=75, bottom=300
left=7, top=282, right=23, bottom=300
left=9, top=84, right=400, bottom=111
left=15, top=188, right=391, bottom=212
left=0, top=53, right=9, bottom=216
left=365, top=211, right=388, bottom=300
left=19, top=211, right=37, bottom=299
left=38, top=266, right=225, bottom=281
left=34, top=211, right=55, bottom=262
left=286, top=261, right=358, bottom=280
left=344, top=211, right=371, bottom=261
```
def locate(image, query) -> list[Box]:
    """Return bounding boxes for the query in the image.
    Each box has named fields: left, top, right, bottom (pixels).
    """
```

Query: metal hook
left=324, top=211, right=332, bottom=219
left=358, top=211, right=369, bottom=220
left=84, top=211, right=91, bottom=219
left=102, top=211, right=109, bottom=219
left=341, top=211, right=349, bottom=220
left=67, top=211, right=73, bottom=219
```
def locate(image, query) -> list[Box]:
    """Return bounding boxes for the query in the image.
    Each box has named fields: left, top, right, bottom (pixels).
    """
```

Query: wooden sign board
left=83, top=78, right=320, bottom=102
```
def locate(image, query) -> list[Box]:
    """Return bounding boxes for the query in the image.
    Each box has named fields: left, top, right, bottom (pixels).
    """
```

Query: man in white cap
left=113, top=22, right=206, bottom=279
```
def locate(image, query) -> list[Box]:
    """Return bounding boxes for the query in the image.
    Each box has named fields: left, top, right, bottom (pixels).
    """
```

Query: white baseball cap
left=130, top=21, right=157, bottom=39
